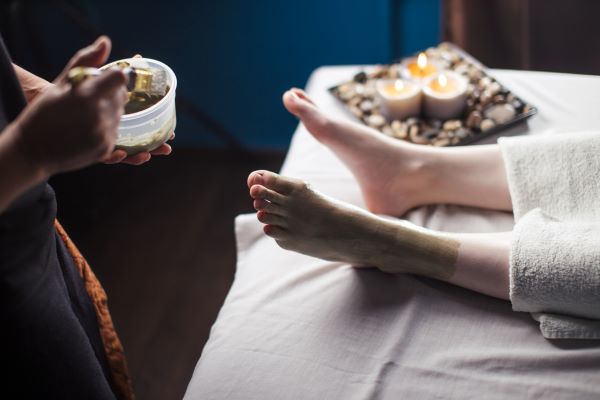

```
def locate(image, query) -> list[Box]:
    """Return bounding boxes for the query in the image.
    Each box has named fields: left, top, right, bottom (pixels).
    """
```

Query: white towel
left=499, top=131, right=600, bottom=339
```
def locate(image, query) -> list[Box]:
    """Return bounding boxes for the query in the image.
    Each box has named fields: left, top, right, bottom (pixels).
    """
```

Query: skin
left=0, top=36, right=173, bottom=213
left=248, top=88, right=513, bottom=300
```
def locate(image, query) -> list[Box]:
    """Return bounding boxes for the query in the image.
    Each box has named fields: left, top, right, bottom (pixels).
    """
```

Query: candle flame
left=417, top=52, right=427, bottom=70
left=438, top=74, right=448, bottom=88
left=394, top=79, right=404, bottom=91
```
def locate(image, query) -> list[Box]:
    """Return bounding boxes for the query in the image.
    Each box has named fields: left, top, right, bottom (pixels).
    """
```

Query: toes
left=253, top=198, right=285, bottom=215
left=247, top=170, right=264, bottom=188
left=290, top=88, right=315, bottom=105
left=249, top=184, right=285, bottom=204
left=256, top=210, right=287, bottom=227
left=259, top=170, right=304, bottom=195
left=253, top=198, right=269, bottom=210
left=283, top=89, right=315, bottom=119
left=263, top=224, right=288, bottom=239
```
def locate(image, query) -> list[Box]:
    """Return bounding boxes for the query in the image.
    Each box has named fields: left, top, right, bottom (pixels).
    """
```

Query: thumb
left=56, top=36, right=112, bottom=84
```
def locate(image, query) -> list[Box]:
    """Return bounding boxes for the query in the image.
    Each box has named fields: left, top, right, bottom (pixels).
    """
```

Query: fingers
left=149, top=143, right=172, bottom=156
left=103, top=149, right=128, bottom=164
left=85, top=68, right=128, bottom=98
left=120, top=152, right=151, bottom=165
left=67, top=36, right=112, bottom=71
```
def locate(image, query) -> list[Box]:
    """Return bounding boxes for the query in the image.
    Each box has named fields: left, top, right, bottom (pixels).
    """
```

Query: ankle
left=402, top=144, right=439, bottom=202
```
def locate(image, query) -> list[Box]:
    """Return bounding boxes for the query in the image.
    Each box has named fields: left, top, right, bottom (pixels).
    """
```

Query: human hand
left=102, top=132, right=174, bottom=165
left=11, top=36, right=129, bottom=177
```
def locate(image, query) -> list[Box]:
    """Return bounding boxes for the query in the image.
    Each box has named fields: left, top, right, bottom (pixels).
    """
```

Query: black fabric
left=0, top=37, right=117, bottom=399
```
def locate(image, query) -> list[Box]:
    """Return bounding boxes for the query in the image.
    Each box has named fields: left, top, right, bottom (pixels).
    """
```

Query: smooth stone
left=367, top=114, right=386, bottom=128
left=484, top=104, right=516, bottom=124
left=455, top=128, right=469, bottom=138
left=382, top=126, right=394, bottom=136
left=349, top=106, right=363, bottom=118
left=409, top=125, right=428, bottom=145
left=391, top=120, right=408, bottom=139
left=359, top=100, right=375, bottom=112
left=405, top=117, right=419, bottom=126
left=432, top=137, right=451, bottom=147
left=493, top=94, right=506, bottom=104
left=466, top=110, right=483, bottom=128
left=354, top=71, right=368, bottom=83
left=480, top=118, right=496, bottom=131
left=487, top=82, right=502, bottom=96
left=442, top=120, right=462, bottom=131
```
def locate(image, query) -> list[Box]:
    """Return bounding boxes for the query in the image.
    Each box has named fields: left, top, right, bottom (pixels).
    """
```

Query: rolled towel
left=500, top=132, right=600, bottom=339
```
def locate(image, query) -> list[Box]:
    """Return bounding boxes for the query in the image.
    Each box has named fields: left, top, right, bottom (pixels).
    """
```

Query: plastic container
left=102, top=57, right=177, bottom=154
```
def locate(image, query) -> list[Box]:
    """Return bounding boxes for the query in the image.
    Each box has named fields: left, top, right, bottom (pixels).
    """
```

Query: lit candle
left=401, top=52, right=439, bottom=80
left=422, top=72, right=468, bottom=120
left=375, top=79, right=422, bottom=120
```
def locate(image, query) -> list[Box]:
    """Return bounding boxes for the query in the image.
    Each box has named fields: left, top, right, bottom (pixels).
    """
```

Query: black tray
left=328, top=42, right=537, bottom=146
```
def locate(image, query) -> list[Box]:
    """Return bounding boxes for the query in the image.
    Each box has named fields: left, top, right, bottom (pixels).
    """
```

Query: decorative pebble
left=493, top=94, right=506, bottom=104
left=354, top=71, right=368, bottom=83
left=406, top=117, right=419, bottom=126
left=409, top=125, right=428, bottom=144
left=511, top=99, right=523, bottom=110
left=484, top=104, right=516, bottom=124
left=354, top=84, right=366, bottom=96
left=466, top=111, right=482, bottom=129
left=433, top=137, right=451, bottom=147
left=455, top=128, right=469, bottom=138
left=359, top=100, right=375, bottom=112
left=480, top=118, right=496, bottom=131
left=442, top=120, right=462, bottom=131
left=487, top=82, right=502, bottom=96
left=391, top=120, right=408, bottom=139
left=350, top=106, right=362, bottom=118
left=480, top=90, right=493, bottom=106
left=367, top=114, right=386, bottom=128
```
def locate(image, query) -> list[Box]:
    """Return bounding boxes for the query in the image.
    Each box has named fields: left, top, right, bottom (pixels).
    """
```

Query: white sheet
left=185, top=67, right=600, bottom=399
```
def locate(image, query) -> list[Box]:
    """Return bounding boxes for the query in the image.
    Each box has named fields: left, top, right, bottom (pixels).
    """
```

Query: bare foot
left=283, top=88, right=434, bottom=216
left=247, top=169, right=390, bottom=265
left=247, top=170, right=459, bottom=279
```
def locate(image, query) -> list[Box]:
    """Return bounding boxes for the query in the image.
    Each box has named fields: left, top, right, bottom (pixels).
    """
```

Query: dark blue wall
left=7, top=0, right=440, bottom=150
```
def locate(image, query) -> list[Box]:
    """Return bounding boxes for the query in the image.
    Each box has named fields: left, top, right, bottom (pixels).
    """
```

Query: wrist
left=6, top=122, right=50, bottom=184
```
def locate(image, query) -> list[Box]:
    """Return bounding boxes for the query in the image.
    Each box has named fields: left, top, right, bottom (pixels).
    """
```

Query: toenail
left=253, top=174, right=263, bottom=185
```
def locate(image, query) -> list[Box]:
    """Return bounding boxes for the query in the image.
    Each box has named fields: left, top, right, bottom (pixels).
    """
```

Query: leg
left=283, top=89, right=512, bottom=215
left=248, top=171, right=510, bottom=299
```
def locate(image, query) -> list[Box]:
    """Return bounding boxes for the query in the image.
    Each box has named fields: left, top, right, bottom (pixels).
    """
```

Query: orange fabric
left=54, top=220, right=135, bottom=400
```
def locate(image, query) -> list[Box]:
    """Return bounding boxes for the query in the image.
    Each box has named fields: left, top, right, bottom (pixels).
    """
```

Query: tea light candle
left=423, top=72, right=468, bottom=120
left=401, top=52, right=439, bottom=80
left=375, top=79, right=422, bottom=120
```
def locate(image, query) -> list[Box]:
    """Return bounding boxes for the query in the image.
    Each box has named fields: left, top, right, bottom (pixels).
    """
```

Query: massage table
left=184, top=67, right=600, bottom=399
